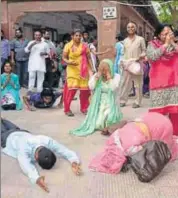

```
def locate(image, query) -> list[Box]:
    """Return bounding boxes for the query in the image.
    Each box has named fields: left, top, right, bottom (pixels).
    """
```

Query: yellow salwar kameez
left=64, top=40, right=90, bottom=90
left=63, top=41, right=91, bottom=114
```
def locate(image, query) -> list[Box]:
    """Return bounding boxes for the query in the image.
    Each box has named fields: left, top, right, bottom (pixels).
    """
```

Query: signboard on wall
left=103, top=7, right=117, bottom=20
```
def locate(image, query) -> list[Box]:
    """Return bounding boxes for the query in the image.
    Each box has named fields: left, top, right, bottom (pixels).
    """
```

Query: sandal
left=132, top=103, right=140, bottom=108
left=120, top=103, right=126, bottom=107
left=81, top=111, right=87, bottom=115
left=65, top=111, right=75, bottom=117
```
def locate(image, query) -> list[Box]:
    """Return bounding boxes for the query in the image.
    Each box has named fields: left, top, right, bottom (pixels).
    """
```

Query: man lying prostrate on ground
left=1, top=118, right=81, bottom=192
left=23, top=87, right=63, bottom=111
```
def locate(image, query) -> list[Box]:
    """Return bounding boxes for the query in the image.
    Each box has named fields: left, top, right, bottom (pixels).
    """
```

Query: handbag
left=128, top=141, right=171, bottom=182
left=127, top=62, right=142, bottom=75
left=122, top=60, right=142, bottom=75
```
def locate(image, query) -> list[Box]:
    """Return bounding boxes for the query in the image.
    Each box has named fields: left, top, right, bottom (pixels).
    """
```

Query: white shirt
left=2, top=131, right=80, bottom=184
left=25, top=40, right=50, bottom=72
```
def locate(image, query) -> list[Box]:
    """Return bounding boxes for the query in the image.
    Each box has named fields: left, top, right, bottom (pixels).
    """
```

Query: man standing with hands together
left=25, top=30, right=50, bottom=93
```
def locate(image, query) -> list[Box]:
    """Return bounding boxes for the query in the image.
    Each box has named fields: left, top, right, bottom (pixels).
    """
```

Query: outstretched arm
left=17, top=154, right=40, bottom=184
left=23, top=95, right=36, bottom=111
left=86, top=49, right=95, bottom=75
left=49, top=139, right=81, bottom=175
left=17, top=154, right=49, bottom=192
left=101, top=120, right=128, bottom=136
left=91, top=48, right=110, bottom=56
left=23, top=96, right=31, bottom=110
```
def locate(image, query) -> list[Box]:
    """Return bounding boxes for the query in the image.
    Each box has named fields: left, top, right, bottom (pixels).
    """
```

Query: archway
left=7, top=0, right=119, bottom=56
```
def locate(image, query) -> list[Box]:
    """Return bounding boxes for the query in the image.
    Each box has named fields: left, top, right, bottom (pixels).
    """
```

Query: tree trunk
left=172, top=10, right=178, bottom=29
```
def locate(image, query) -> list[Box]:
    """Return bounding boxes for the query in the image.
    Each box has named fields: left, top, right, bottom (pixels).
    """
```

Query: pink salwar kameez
left=147, top=39, right=178, bottom=135
left=89, top=113, right=178, bottom=174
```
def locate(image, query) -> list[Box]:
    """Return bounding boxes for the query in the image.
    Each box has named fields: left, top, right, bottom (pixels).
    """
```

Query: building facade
left=1, top=0, right=158, bottom=57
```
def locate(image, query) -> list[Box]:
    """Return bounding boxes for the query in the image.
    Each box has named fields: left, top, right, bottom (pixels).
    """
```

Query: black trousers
left=44, top=58, right=53, bottom=88
left=2, top=103, right=16, bottom=111
left=1, top=119, right=29, bottom=148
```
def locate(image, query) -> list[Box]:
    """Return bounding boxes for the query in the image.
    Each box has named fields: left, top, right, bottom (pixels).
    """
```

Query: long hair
left=1, top=61, right=13, bottom=74
left=71, top=29, right=82, bottom=36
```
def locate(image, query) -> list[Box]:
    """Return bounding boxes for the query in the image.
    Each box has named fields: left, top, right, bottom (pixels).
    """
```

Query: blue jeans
left=16, top=60, right=28, bottom=87
left=1, top=58, right=7, bottom=72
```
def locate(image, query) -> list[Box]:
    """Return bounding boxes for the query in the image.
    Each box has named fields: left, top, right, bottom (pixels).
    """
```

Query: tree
left=75, top=13, right=97, bottom=33
left=153, top=0, right=178, bottom=29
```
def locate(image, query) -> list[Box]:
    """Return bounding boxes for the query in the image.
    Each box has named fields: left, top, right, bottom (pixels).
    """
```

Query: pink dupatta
left=80, top=43, right=89, bottom=79
left=149, top=39, right=178, bottom=90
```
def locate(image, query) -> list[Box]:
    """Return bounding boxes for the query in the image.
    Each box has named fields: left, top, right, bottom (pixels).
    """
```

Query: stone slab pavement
left=1, top=93, right=178, bottom=198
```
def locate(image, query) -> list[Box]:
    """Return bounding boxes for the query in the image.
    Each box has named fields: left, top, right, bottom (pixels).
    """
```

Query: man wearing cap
left=1, top=118, right=81, bottom=193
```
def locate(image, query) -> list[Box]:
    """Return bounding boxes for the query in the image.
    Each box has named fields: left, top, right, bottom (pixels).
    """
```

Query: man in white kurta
left=25, top=31, right=50, bottom=92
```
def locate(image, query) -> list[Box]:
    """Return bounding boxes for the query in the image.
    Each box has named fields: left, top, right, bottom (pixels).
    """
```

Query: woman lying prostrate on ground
left=23, top=87, right=63, bottom=111
left=89, top=112, right=178, bottom=182
left=70, top=59, right=123, bottom=136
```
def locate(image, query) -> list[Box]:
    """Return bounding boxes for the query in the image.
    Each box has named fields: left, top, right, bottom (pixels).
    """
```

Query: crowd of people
left=1, top=21, right=178, bottom=192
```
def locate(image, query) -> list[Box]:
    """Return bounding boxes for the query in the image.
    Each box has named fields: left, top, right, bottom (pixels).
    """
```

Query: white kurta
left=89, top=43, right=97, bottom=72
left=25, top=41, right=50, bottom=72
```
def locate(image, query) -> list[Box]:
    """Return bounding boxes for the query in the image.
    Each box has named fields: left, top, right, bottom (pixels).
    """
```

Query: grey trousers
left=119, top=70, right=143, bottom=105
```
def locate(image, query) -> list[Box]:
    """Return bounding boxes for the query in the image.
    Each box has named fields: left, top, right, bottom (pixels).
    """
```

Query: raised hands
left=165, top=31, right=174, bottom=45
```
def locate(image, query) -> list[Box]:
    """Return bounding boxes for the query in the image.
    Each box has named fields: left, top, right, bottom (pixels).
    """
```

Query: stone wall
left=1, top=0, right=9, bottom=36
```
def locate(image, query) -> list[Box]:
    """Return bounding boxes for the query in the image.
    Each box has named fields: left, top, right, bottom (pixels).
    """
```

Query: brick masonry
left=1, top=0, right=155, bottom=57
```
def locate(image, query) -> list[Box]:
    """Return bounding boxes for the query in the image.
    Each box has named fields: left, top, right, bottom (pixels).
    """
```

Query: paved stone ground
left=1, top=93, right=178, bottom=198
